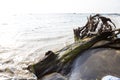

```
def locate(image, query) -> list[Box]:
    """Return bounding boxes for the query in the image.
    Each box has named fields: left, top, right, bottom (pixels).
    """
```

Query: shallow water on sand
left=0, top=13, right=119, bottom=79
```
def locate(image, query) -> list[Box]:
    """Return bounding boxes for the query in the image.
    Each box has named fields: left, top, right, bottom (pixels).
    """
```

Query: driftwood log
left=27, top=14, right=120, bottom=79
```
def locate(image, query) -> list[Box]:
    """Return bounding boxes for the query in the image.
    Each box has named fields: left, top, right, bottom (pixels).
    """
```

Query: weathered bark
left=59, top=32, right=112, bottom=64
left=27, top=32, right=113, bottom=79
left=92, top=38, right=120, bottom=50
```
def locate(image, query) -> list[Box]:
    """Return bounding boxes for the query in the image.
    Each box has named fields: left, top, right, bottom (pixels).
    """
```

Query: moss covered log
left=59, top=32, right=112, bottom=64
left=27, top=32, right=113, bottom=79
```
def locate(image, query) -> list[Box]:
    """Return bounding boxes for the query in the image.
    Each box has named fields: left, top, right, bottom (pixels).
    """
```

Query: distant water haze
left=0, top=0, right=119, bottom=14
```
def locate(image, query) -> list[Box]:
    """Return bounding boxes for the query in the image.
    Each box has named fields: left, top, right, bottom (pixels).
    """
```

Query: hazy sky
left=0, top=0, right=119, bottom=15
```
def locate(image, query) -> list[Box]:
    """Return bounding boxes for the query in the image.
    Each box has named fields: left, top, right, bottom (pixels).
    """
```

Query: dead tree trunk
left=27, top=32, right=113, bottom=79
left=27, top=14, right=120, bottom=79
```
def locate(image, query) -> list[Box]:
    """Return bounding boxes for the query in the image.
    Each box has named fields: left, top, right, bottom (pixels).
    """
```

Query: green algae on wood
left=27, top=32, right=113, bottom=79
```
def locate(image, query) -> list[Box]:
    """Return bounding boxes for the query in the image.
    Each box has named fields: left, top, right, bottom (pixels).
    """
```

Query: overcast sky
left=0, top=0, right=119, bottom=15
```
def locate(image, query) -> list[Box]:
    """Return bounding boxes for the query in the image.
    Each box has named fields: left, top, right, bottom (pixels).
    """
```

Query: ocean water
left=0, top=13, right=120, bottom=79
